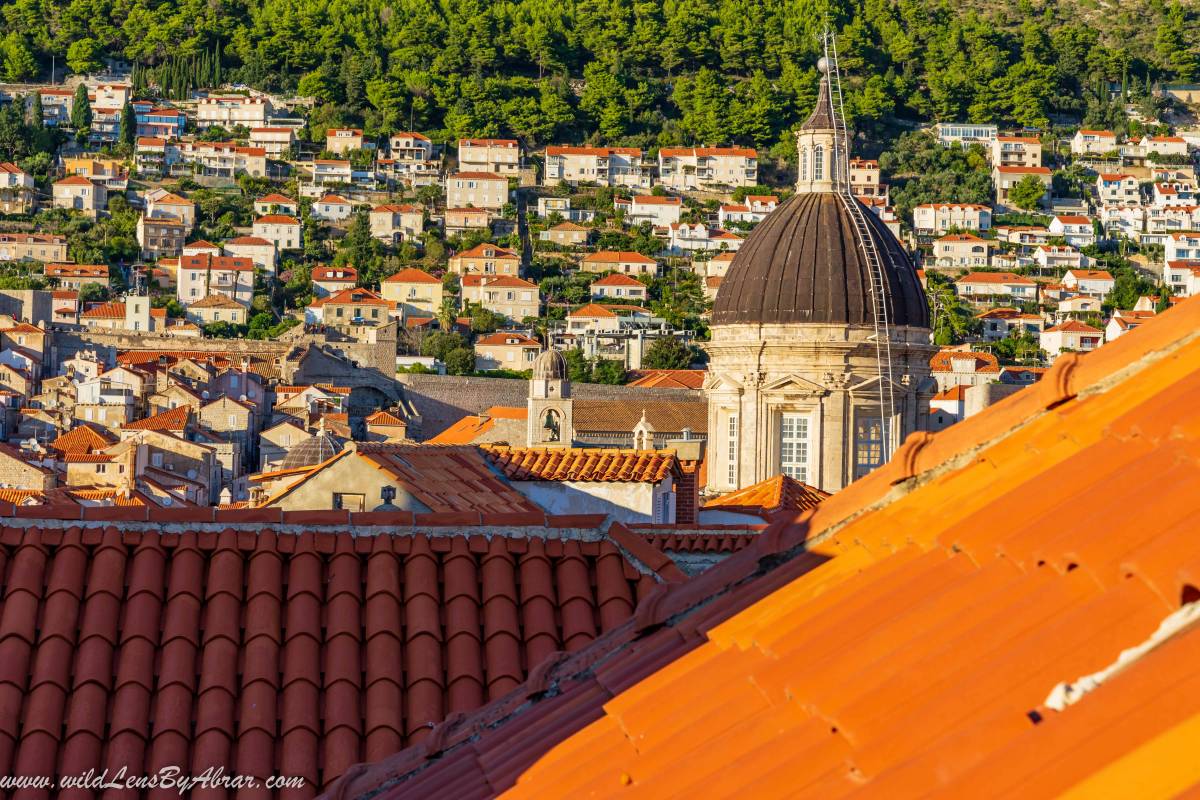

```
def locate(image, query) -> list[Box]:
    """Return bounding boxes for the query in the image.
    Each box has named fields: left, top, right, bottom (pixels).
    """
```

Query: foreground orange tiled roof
left=330, top=295, right=1200, bottom=799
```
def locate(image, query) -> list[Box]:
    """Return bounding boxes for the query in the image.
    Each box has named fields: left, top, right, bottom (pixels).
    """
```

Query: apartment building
left=1047, top=215, right=1096, bottom=248
left=311, top=194, right=354, bottom=222
left=385, top=132, right=439, bottom=184
left=136, top=215, right=187, bottom=259
left=223, top=236, right=277, bottom=273
left=579, top=251, right=659, bottom=276
left=46, top=264, right=109, bottom=290
left=134, top=105, right=186, bottom=139
left=312, top=159, right=353, bottom=186
left=544, top=146, right=651, bottom=188
left=848, top=158, right=885, bottom=197
left=658, top=147, right=758, bottom=190
left=717, top=195, right=779, bottom=226
left=931, top=233, right=994, bottom=269
left=134, top=137, right=173, bottom=177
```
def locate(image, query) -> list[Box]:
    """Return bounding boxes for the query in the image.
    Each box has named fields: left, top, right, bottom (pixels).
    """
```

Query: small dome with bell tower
left=528, top=349, right=573, bottom=446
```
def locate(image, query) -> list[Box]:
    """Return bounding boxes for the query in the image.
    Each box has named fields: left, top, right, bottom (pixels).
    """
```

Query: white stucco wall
left=509, top=477, right=674, bottom=524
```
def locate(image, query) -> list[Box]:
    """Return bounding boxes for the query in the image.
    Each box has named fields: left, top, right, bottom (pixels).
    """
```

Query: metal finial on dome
left=816, top=56, right=830, bottom=74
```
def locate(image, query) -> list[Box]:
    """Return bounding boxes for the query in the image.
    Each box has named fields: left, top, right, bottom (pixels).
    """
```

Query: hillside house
left=912, top=203, right=992, bottom=236
left=544, top=146, right=650, bottom=188
left=474, top=332, right=542, bottom=372
left=992, top=165, right=1051, bottom=211
left=446, top=172, right=509, bottom=212
left=616, top=194, right=683, bottom=226
left=1047, top=215, right=1096, bottom=248
left=658, top=147, right=758, bottom=190
left=461, top=275, right=540, bottom=321
left=931, top=233, right=994, bottom=269
left=458, top=138, right=520, bottom=175
left=580, top=251, right=659, bottom=276
left=380, top=268, right=443, bottom=318
left=1071, top=129, right=1117, bottom=155
left=991, top=136, right=1042, bottom=168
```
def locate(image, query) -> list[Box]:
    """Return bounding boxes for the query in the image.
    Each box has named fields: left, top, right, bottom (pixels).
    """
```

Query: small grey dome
left=280, top=430, right=344, bottom=470
left=532, top=349, right=567, bottom=381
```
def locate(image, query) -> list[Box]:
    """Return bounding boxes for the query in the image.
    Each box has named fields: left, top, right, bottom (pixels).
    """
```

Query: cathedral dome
left=711, top=192, right=930, bottom=328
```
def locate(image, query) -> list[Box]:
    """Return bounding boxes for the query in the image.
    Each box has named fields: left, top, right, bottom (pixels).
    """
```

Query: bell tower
left=527, top=350, right=573, bottom=447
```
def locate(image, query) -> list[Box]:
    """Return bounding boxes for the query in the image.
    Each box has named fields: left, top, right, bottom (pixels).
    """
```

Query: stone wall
left=49, top=322, right=398, bottom=376
left=398, top=373, right=700, bottom=440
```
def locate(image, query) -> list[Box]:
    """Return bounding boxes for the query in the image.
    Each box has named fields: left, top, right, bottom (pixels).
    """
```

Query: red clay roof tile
left=0, top=522, right=671, bottom=793
left=482, top=446, right=676, bottom=483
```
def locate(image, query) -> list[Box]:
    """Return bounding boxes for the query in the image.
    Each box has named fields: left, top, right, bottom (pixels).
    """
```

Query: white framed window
left=727, top=413, right=738, bottom=486
left=780, top=413, right=811, bottom=483
left=854, top=415, right=886, bottom=480
left=799, top=147, right=808, bottom=181
left=813, top=146, right=825, bottom=181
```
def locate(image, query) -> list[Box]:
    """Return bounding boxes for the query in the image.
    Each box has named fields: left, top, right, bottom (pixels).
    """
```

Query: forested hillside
left=2, top=0, right=1199, bottom=156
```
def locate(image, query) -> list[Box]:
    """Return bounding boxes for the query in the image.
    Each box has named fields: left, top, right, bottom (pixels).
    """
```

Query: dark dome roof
left=711, top=193, right=930, bottom=328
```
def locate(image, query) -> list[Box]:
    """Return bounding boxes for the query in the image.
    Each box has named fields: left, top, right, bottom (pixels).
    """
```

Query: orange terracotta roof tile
left=703, top=474, right=828, bottom=516
left=365, top=410, right=406, bottom=426
left=122, top=404, right=191, bottom=431
left=482, top=446, right=676, bottom=483
left=626, top=369, right=706, bottom=390
left=930, top=348, right=1001, bottom=373
left=50, top=424, right=117, bottom=454
left=327, top=295, right=1200, bottom=800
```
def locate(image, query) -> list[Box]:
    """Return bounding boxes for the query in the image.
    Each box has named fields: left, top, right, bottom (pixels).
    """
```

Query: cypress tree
left=30, top=92, right=44, bottom=129
left=70, top=83, right=92, bottom=140
left=119, top=101, right=136, bottom=148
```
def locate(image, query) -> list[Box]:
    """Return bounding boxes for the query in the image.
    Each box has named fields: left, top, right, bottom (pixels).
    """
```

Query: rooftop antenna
left=819, top=24, right=899, bottom=463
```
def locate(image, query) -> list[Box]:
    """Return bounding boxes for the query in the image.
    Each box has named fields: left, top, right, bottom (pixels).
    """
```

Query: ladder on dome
left=822, top=29, right=899, bottom=462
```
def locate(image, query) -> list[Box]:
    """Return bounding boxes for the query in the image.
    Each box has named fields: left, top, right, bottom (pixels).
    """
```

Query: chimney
left=669, top=439, right=704, bottom=526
